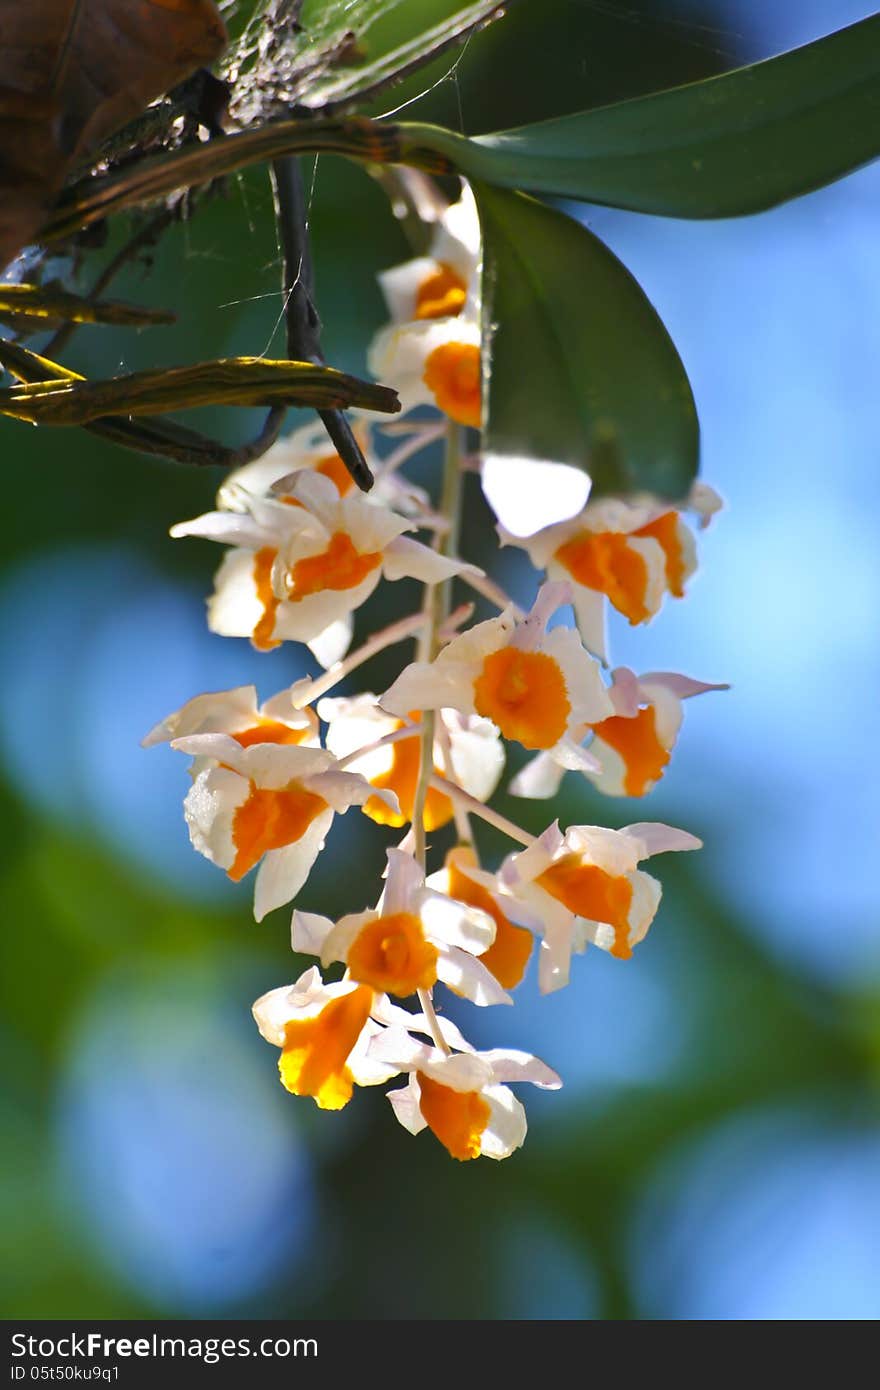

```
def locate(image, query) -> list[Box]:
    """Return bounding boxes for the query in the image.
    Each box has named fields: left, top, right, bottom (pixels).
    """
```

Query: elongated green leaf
left=401, top=15, right=880, bottom=217
left=475, top=184, right=697, bottom=498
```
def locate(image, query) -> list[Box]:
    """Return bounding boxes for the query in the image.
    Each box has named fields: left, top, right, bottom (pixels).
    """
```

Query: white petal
left=348, top=1036, right=403, bottom=1088
left=687, top=481, right=724, bottom=526
left=417, top=889, right=496, bottom=953
left=638, top=671, right=730, bottom=700
left=274, top=571, right=383, bottom=645
left=310, top=767, right=398, bottom=816
left=640, top=682, right=683, bottom=750
left=479, top=1086, right=527, bottom=1159
left=291, top=910, right=336, bottom=957
left=508, top=751, right=565, bottom=800
left=182, top=765, right=248, bottom=870
left=621, top=822, right=702, bottom=856
left=378, top=256, right=440, bottom=323
left=437, top=947, right=513, bottom=1007
left=481, top=455, right=591, bottom=537
left=207, top=548, right=267, bottom=640
left=383, top=535, right=481, bottom=585
left=381, top=848, right=424, bottom=915
left=480, top=1049, right=562, bottom=1089
left=170, top=510, right=273, bottom=548
left=563, top=570, right=609, bottom=664
left=419, top=1050, right=494, bottom=1092
left=387, top=1077, right=428, bottom=1135
left=500, top=824, right=561, bottom=889
left=564, top=823, right=646, bottom=875
left=537, top=913, right=574, bottom=995
left=442, top=715, right=505, bottom=802
left=609, top=667, right=642, bottom=717
left=252, top=807, right=335, bottom=921
left=142, top=685, right=258, bottom=747
left=252, top=983, right=299, bottom=1046
left=583, top=736, right=629, bottom=798
left=380, top=660, right=476, bottom=721
left=307, top=614, right=353, bottom=669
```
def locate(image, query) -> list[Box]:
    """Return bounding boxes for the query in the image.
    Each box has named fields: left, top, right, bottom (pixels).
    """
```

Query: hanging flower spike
left=509, top=667, right=729, bottom=801
left=380, top=581, right=613, bottom=762
left=369, top=183, right=483, bottom=428
left=501, top=484, right=723, bottom=661
left=292, top=847, right=511, bottom=1006
left=167, top=733, right=399, bottom=921
left=426, top=846, right=535, bottom=990
left=170, top=470, right=480, bottom=668
left=498, top=820, right=702, bottom=993
left=217, top=412, right=432, bottom=519
left=252, top=966, right=403, bottom=1110
left=370, top=1025, right=561, bottom=1161
left=142, top=681, right=320, bottom=769
left=320, top=693, right=504, bottom=831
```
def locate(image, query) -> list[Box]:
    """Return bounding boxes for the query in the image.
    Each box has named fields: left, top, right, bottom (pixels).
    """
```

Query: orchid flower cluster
left=146, top=182, right=725, bottom=1162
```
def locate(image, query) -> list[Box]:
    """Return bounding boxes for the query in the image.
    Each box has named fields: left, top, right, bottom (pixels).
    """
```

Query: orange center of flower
left=287, top=531, right=381, bottom=601
left=473, top=647, right=570, bottom=750
left=417, top=1072, right=491, bottom=1161
left=415, top=262, right=468, bottom=320
left=252, top=545, right=281, bottom=651
left=229, top=782, right=327, bottom=882
left=554, top=531, right=651, bottom=625
left=279, top=985, right=373, bottom=1110
left=446, top=847, right=532, bottom=989
left=346, top=911, right=438, bottom=997
left=634, top=512, right=687, bottom=595
left=233, top=719, right=311, bottom=749
left=363, top=715, right=454, bottom=832
left=422, top=342, right=482, bottom=427
left=590, top=705, right=669, bottom=797
left=536, top=853, right=634, bottom=960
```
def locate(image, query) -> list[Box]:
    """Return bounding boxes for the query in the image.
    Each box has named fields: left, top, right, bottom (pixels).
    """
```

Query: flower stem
left=417, top=987, right=451, bottom=1055
left=292, top=611, right=426, bottom=707
left=430, top=774, right=536, bottom=847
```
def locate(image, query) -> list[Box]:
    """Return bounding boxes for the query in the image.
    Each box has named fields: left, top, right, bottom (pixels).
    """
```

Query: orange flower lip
left=422, top=341, right=482, bottom=427
left=473, top=646, right=571, bottom=750
left=591, top=704, right=670, bottom=796
left=417, top=1071, right=491, bottom=1161
left=415, top=262, right=468, bottom=321
left=554, top=530, right=651, bottom=625
left=229, top=782, right=327, bottom=881
left=279, top=985, right=374, bottom=1110
left=537, top=853, right=634, bottom=960
left=346, top=911, right=438, bottom=996
left=287, top=531, right=382, bottom=601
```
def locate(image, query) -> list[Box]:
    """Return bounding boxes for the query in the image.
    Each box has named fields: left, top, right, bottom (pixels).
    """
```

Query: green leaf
left=475, top=183, right=698, bottom=498
left=401, top=15, right=880, bottom=217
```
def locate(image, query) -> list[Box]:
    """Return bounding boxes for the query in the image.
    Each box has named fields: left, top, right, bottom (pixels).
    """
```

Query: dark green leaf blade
left=402, top=15, right=880, bottom=217
left=475, top=184, right=698, bottom=498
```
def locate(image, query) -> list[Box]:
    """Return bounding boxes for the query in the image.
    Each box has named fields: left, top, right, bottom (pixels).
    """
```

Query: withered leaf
left=0, top=281, right=175, bottom=328
left=0, top=0, right=228, bottom=271
left=0, top=357, right=401, bottom=425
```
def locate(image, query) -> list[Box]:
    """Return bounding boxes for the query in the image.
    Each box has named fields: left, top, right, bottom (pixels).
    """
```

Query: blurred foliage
left=1, top=0, right=877, bottom=1321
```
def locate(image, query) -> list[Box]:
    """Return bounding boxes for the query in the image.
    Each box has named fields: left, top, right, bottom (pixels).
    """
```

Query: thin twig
left=271, top=154, right=373, bottom=490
